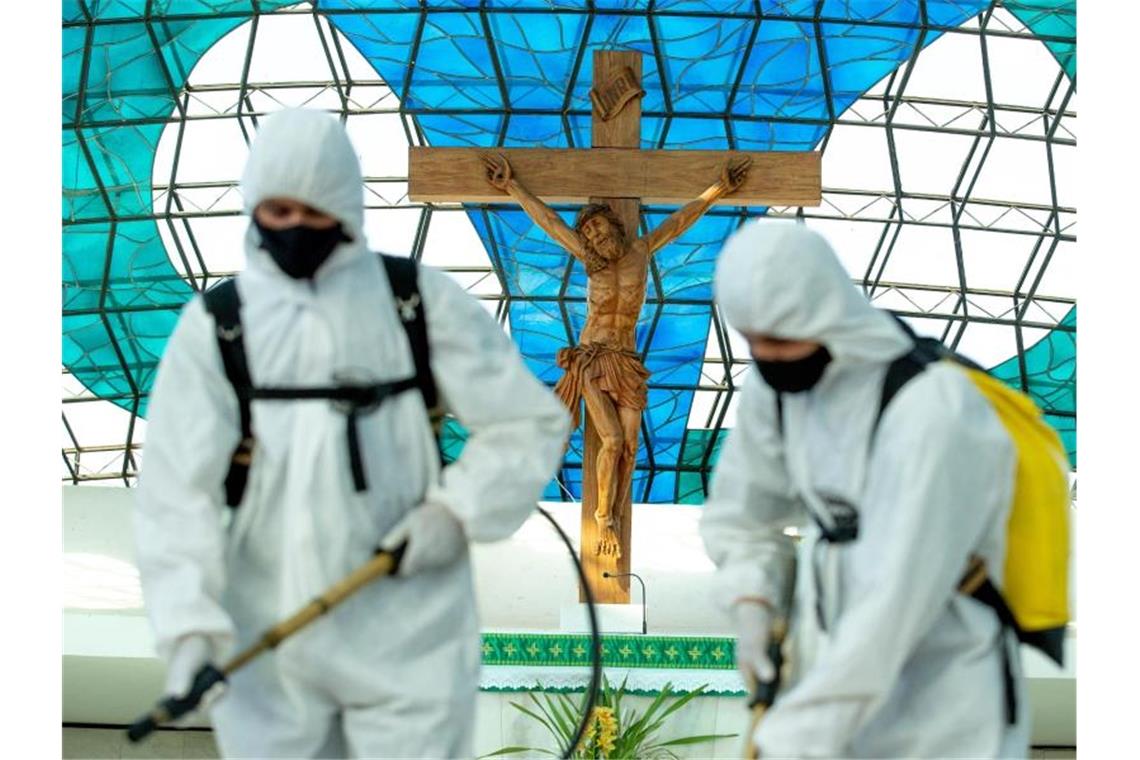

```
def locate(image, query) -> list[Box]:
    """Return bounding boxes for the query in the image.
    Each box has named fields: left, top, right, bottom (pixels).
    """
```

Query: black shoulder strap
left=202, top=279, right=254, bottom=508
left=871, top=314, right=959, bottom=439
left=874, top=350, right=932, bottom=432
left=775, top=392, right=785, bottom=437
left=380, top=254, right=440, bottom=415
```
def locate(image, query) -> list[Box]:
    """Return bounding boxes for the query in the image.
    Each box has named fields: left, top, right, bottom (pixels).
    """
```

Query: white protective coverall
left=134, top=109, right=570, bottom=758
left=701, top=220, right=1030, bottom=758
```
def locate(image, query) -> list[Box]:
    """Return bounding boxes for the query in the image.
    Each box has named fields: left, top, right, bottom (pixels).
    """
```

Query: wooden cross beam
left=410, top=147, right=821, bottom=206
left=408, top=51, right=821, bottom=606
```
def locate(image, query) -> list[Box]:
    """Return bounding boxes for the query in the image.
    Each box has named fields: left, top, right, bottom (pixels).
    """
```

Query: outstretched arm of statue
left=481, top=153, right=590, bottom=263
left=643, top=156, right=752, bottom=255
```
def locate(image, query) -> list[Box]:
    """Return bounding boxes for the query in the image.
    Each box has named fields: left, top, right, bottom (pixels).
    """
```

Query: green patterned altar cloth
left=478, top=632, right=745, bottom=697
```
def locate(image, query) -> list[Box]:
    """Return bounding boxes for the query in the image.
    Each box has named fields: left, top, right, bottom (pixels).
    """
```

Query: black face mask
left=255, top=219, right=352, bottom=280
left=754, top=346, right=833, bottom=394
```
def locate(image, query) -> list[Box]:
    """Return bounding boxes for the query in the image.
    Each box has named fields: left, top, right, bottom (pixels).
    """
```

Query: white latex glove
left=164, top=634, right=213, bottom=697
left=732, top=599, right=777, bottom=685
left=379, top=501, right=467, bottom=576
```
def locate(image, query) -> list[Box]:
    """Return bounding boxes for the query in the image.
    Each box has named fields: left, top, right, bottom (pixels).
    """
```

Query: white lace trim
left=479, top=665, right=747, bottom=696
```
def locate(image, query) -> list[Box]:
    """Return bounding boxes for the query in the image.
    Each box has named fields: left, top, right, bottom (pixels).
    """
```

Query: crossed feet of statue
left=595, top=513, right=622, bottom=558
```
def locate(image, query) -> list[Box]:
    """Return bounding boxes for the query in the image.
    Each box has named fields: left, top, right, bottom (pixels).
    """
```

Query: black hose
left=536, top=506, right=602, bottom=760
left=127, top=664, right=227, bottom=743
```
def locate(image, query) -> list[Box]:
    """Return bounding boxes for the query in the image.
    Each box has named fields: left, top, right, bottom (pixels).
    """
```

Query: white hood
left=714, top=220, right=911, bottom=365
left=239, top=108, right=367, bottom=275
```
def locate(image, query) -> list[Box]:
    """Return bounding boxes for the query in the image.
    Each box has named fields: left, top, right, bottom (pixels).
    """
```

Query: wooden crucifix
left=409, top=51, right=821, bottom=604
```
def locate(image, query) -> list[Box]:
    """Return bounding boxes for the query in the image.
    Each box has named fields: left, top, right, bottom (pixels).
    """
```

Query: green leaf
left=478, top=747, right=542, bottom=757
left=528, top=692, right=561, bottom=729
left=507, top=694, right=585, bottom=758
left=649, top=733, right=738, bottom=747
left=621, top=685, right=674, bottom=747
left=550, top=691, right=582, bottom=739
left=482, top=749, right=561, bottom=759
left=509, top=700, right=557, bottom=738
left=650, top=687, right=711, bottom=736
left=539, top=691, right=574, bottom=744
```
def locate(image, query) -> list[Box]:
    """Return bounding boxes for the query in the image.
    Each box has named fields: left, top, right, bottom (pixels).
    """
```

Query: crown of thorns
left=574, top=204, right=626, bottom=236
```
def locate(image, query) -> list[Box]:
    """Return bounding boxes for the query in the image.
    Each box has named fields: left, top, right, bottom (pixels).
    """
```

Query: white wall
left=62, top=486, right=1075, bottom=747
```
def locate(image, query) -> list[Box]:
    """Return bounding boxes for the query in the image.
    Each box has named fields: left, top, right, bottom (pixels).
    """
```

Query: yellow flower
left=579, top=714, right=597, bottom=748
left=591, top=706, right=618, bottom=756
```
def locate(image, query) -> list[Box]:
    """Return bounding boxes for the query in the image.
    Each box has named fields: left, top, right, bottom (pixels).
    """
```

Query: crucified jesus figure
left=483, top=153, right=751, bottom=557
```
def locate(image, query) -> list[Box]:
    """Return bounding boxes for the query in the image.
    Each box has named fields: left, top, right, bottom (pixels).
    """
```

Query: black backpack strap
left=775, top=392, right=785, bottom=438
left=966, top=574, right=1022, bottom=725
left=871, top=314, right=951, bottom=443
left=872, top=349, right=932, bottom=438
left=252, top=379, right=420, bottom=494
left=380, top=254, right=441, bottom=419
left=202, top=279, right=254, bottom=508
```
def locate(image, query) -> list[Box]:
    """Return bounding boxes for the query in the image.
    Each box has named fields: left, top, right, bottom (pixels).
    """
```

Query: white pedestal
left=559, top=602, right=646, bottom=634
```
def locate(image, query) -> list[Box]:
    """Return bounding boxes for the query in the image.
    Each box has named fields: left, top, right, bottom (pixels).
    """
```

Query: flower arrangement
left=485, top=676, right=735, bottom=759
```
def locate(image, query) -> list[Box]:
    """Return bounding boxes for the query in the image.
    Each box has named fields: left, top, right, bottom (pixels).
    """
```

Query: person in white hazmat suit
left=134, top=109, right=571, bottom=758
left=701, top=220, right=1030, bottom=758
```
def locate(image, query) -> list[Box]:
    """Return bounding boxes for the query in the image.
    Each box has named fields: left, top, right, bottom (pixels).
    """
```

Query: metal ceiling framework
left=62, top=1, right=1075, bottom=499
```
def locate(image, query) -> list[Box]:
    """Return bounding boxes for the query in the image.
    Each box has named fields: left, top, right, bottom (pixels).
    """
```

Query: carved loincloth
left=554, top=343, right=650, bottom=429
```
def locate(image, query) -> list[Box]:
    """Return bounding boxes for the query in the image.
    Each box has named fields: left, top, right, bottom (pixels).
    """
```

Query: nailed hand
left=481, top=152, right=513, bottom=191
left=721, top=156, right=752, bottom=194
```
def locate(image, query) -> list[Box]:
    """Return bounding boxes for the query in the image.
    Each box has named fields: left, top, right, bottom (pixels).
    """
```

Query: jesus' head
left=575, top=204, right=627, bottom=263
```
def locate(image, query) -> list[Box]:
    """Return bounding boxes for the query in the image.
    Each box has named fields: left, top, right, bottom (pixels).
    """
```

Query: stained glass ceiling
left=62, top=0, right=1076, bottom=501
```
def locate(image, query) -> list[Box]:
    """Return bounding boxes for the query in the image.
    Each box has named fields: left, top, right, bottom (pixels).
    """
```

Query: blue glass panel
left=61, top=222, right=183, bottom=315
left=660, top=117, right=729, bottom=150
left=63, top=1, right=88, bottom=23
left=557, top=466, right=583, bottom=500
left=647, top=471, right=677, bottom=503
left=731, top=18, right=827, bottom=123
left=489, top=12, right=589, bottom=112
left=87, top=1, right=149, bottom=20
left=542, top=479, right=565, bottom=501
left=502, top=114, right=569, bottom=146
left=317, top=7, right=422, bottom=82
left=1004, top=1, right=1076, bottom=79
left=653, top=14, right=753, bottom=113
left=63, top=130, right=108, bottom=222
left=63, top=26, right=87, bottom=123
left=643, top=304, right=709, bottom=460
left=732, top=118, right=825, bottom=151
left=62, top=222, right=113, bottom=313
left=416, top=113, right=505, bottom=147
left=62, top=0, right=1078, bottom=490
left=656, top=0, right=753, bottom=11
left=821, top=0, right=922, bottom=24
left=924, top=0, right=987, bottom=27
left=83, top=23, right=180, bottom=123
left=472, top=208, right=576, bottom=299
left=63, top=307, right=184, bottom=417
left=820, top=19, right=920, bottom=110
left=507, top=301, right=572, bottom=385
left=989, top=308, right=1076, bottom=467
left=1045, top=413, right=1076, bottom=468
left=646, top=211, right=745, bottom=302
left=79, top=125, right=164, bottom=219
left=157, top=1, right=258, bottom=13
left=62, top=5, right=295, bottom=414
left=409, top=13, right=503, bottom=110
left=758, top=0, right=816, bottom=15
